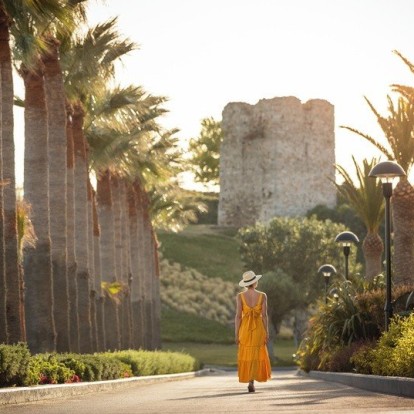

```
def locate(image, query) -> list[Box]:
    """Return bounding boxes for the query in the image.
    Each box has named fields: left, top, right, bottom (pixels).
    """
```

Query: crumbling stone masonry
left=218, top=96, right=336, bottom=227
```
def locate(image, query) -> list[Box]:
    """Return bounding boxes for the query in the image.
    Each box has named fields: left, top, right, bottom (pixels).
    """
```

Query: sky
left=14, top=0, right=414, bottom=188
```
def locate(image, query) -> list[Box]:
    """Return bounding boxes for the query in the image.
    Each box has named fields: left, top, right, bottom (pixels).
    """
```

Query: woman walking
left=235, top=270, right=271, bottom=392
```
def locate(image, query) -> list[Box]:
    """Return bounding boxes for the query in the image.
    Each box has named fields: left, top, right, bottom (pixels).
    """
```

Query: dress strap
left=240, top=292, right=245, bottom=306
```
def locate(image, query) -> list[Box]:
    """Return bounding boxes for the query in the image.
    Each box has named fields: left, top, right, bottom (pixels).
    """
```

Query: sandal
left=248, top=381, right=255, bottom=393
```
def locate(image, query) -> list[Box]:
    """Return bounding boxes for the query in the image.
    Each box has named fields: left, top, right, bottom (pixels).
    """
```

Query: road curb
left=298, top=369, right=414, bottom=398
left=0, top=368, right=212, bottom=406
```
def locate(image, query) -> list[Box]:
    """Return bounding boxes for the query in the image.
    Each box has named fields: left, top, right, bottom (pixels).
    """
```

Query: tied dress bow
left=243, top=308, right=261, bottom=332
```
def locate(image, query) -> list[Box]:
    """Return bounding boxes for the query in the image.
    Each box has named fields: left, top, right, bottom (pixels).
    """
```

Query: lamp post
left=369, top=160, right=406, bottom=331
left=334, top=231, right=359, bottom=280
left=318, top=264, right=337, bottom=304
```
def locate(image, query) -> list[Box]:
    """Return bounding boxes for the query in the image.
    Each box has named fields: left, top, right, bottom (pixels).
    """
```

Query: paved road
left=2, top=368, right=414, bottom=414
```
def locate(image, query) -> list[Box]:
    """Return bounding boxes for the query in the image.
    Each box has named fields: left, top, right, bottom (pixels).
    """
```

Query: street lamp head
left=368, top=160, right=406, bottom=183
left=334, top=231, right=359, bottom=246
left=318, top=264, right=337, bottom=278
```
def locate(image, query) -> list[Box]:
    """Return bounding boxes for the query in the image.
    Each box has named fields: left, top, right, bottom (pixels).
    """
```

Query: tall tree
left=61, top=18, right=136, bottom=352
left=127, top=183, right=144, bottom=348
left=188, top=117, right=223, bottom=188
left=96, top=170, right=120, bottom=350
left=22, top=62, right=56, bottom=353
left=39, top=0, right=87, bottom=354
left=11, top=0, right=82, bottom=352
left=72, top=102, right=92, bottom=353
left=341, top=95, right=414, bottom=285
left=91, top=186, right=105, bottom=351
left=334, top=157, right=384, bottom=282
left=66, top=102, right=79, bottom=352
left=0, top=3, right=23, bottom=344
left=42, top=36, right=70, bottom=352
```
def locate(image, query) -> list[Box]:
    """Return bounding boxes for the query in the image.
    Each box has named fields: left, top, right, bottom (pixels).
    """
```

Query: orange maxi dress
left=237, top=292, right=272, bottom=383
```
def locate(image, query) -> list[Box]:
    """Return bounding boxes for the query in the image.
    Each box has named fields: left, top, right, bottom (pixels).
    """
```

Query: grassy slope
left=161, top=307, right=234, bottom=344
left=157, top=225, right=243, bottom=283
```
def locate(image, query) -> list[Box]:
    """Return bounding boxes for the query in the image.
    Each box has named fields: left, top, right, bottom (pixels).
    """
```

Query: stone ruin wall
left=218, top=96, right=336, bottom=227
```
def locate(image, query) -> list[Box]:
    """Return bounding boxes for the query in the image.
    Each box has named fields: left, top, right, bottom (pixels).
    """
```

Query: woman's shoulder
left=256, top=290, right=267, bottom=298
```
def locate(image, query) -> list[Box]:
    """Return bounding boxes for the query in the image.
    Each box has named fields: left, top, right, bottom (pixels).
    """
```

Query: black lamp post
left=334, top=231, right=359, bottom=280
left=318, top=264, right=337, bottom=304
left=369, top=160, right=406, bottom=331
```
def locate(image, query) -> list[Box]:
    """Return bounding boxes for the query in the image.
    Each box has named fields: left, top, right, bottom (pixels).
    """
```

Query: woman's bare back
left=242, top=289, right=262, bottom=308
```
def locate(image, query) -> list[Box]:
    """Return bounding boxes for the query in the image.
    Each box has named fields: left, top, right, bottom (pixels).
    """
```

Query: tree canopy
left=188, top=117, right=223, bottom=188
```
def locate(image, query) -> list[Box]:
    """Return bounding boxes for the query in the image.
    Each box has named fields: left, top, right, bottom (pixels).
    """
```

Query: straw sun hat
left=239, top=270, right=262, bottom=287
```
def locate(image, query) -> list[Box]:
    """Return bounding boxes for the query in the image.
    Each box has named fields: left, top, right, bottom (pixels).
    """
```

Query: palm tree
left=91, top=185, right=105, bottom=351
left=87, top=179, right=98, bottom=351
left=41, top=36, right=70, bottom=352
left=334, top=157, right=385, bottom=282
left=341, top=95, right=414, bottom=285
left=41, top=1, right=88, bottom=353
left=96, top=170, right=120, bottom=350
left=21, top=62, right=56, bottom=353
left=392, top=50, right=414, bottom=101
left=127, top=183, right=144, bottom=348
left=72, top=102, right=92, bottom=353
left=0, top=3, right=24, bottom=344
left=66, top=103, right=79, bottom=352
left=119, top=179, right=133, bottom=348
left=61, top=20, right=136, bottom=351
left=0, top=178, right=6, bottom=343
left=111, top=176, right=132, bottom=348
left=11, top=0, right=82, bottom=352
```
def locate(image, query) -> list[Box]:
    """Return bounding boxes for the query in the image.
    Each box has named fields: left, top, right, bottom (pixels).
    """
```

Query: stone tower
left=218, top=96, right=336, bottom=227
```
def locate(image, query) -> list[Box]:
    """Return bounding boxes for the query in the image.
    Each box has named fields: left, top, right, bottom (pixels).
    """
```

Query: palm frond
left=333, top=157, right=384, bottom=232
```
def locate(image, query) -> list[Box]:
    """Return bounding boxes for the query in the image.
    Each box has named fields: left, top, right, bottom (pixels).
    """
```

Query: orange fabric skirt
left=238, top=313, right=271, bottom=382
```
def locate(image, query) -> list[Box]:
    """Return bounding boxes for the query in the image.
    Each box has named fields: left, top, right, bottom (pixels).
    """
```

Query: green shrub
left=110, top=349, right=200, bottom=376
left=296, top=281, right=386, bottom=372
left=325, top=342, right=369, bottom=372
left=0, top=343, right=31, bottom=387
left=369, top=314, right=414, bottom=377
left=0, top=344, right=198, bottom=387
left=57, top=354, right=132, bottom=382
left=356, top=284, right=414, bottom=334
left=295, top=336, right=320, bottom=373
left=350, top=341, right=376, bottom=374
left=27, top=354, right=75, bottom=385
left=55, top=355, right=86, bottom=381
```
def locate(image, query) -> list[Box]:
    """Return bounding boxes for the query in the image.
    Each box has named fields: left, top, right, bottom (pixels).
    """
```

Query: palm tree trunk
left=87, top=179, right=98, bottom=352
left=0, top=63, right=6, bottom=344
left=97, top=170, right=120, bottom=350
left=42, top=38, right=70, bottom=352
left=72, top=102, right=92, bottom=354
left=362, top=231, right=384, bottom=282
left=92, top=186, right=105, bottom=351
left=127, top=183, right=144, bottom=348
left=151, top=230, right=161, bottom=349
left=392, top=178, right=414, bottom=285
left=111, top=177, right=125, bottom=348
left=120, top=179, right=132, bottom=349
left=22, top=64, right=56, bottom=353
left=66, top=103, right=79, bottom=352
left=0, top=8, right=24, bottom=344
left=135, top=180, right=154, bottom=349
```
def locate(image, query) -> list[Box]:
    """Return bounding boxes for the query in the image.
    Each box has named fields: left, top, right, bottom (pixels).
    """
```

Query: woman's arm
left=234, top=294, right=242, bottom=344
left=262, top=293, right=269, bottom=343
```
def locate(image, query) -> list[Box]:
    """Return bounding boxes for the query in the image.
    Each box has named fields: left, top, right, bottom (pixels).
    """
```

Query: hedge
left=0, top=343, right=200, bottom=387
